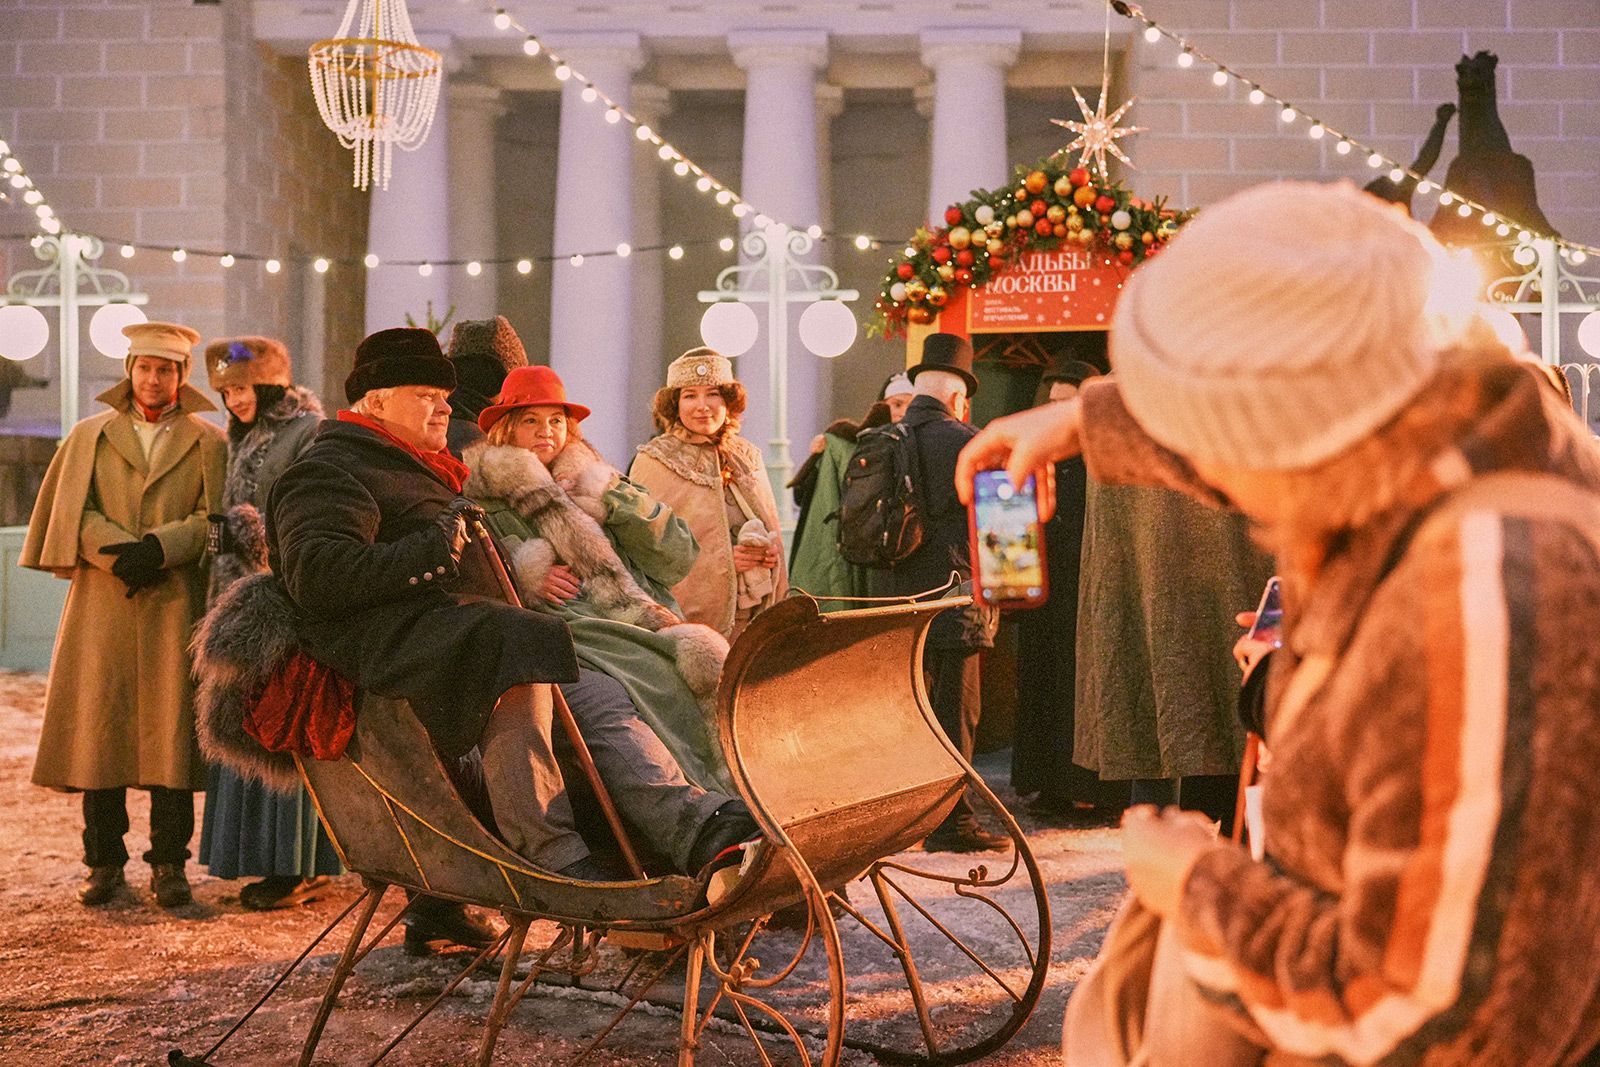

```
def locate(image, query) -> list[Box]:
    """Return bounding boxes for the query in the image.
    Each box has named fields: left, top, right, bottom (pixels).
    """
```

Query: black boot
left=687, top=800, right=761, bottom=876
left=404, top=895, right=498, bottom=955
left=79, top=865, right=125, bottom=906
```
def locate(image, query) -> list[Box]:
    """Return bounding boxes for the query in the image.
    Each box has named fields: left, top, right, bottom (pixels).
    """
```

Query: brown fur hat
left=205, top=336, right=292, bottom=391
left=446, top=316, right=529, bottom=373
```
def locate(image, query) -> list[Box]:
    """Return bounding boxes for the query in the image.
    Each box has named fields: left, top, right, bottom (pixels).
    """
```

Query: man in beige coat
left=22, top=321, right=226, bottom=908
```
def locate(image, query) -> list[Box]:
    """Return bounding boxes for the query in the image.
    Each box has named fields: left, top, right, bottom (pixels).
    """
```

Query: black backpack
left=834, top=421, right=925, bottom=569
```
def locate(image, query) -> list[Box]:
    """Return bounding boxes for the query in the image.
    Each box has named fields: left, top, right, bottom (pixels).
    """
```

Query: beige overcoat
left=629, top=427, right=786, bottom=638
left=22, top=379, right=226, bottom=790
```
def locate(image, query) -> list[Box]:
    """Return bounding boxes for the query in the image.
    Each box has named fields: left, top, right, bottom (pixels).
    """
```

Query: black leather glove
left=434, top=497, right=482, bottom=566
left=206, top=513, right=238, bottom=556
left=101, top=534, right=165, bottom=597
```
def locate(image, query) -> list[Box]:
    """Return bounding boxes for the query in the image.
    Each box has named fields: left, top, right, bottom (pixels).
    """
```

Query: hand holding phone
left=969, top=469, right=1048, bottom=608
left=1245, top=577, right=1283, bottom=649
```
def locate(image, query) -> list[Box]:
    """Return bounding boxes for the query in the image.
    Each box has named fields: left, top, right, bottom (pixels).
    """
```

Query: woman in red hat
left=462, top=365, right=737, bottom=797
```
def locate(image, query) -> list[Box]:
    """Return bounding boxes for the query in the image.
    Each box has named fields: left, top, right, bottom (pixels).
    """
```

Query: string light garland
left=4, top=234, right=744, bottom=274
left=484, top=2, right=807, bottom=233
left=0, top=139, right=63, bottom=236
left=1111, top=1, right=1600, bottom=259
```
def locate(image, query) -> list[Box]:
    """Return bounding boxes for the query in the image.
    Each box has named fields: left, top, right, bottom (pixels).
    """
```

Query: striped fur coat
left=1078, top=360, right=1600, bottom=1066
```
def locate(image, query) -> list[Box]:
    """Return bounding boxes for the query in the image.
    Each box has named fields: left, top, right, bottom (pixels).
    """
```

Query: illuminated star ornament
left=1052, top=85, right=1144, bottom=180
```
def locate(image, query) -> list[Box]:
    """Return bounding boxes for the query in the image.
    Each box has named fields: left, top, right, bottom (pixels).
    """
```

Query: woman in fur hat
left=463, top=365, right=736, bottom=792
left=196, top=336, right=340, bottom=910
left=628, top=349, right=787, bottom=640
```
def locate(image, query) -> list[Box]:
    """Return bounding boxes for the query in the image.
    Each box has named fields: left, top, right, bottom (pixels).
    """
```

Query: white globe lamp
left=0, top=304, right=50, bottom=361
left=1579, top=311, right=1600, bottom=360
left=1481, top=308, right=1526, bottom=354
left=90, top=302, right=148, bottom=359
left=797, top=299, right=857, bottom=359
left=699, top=301, right=759, bottom=357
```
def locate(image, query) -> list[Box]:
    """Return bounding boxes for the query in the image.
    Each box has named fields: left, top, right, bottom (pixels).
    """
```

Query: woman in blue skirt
left=197, top=336, right=341, bottom=909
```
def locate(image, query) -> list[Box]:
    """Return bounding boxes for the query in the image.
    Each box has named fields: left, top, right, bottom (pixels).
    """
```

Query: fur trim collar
left=191, top=573, right=304, bottom=793
left=464, top=442, right=680, bottom=631
left=257, top=383, right=324, bottom=428
left=635, top=430, right=765, bottom=491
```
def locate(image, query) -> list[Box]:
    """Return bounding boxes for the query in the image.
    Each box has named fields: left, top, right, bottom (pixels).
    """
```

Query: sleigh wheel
left=831, top=778, right=1051, bottom=1065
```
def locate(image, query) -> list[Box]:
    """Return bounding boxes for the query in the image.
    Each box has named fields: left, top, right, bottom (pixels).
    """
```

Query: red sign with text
left=939, top=249, right=1128, bottom=335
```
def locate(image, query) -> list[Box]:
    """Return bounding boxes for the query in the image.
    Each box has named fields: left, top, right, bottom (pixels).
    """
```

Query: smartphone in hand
left=1246, top=576, right=1284, bottom=649
left=969, top=470, right=1048, bottom=608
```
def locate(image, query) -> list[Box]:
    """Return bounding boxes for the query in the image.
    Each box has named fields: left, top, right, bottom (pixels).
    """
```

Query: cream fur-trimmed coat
left=462, top=437, right=729, bottom=706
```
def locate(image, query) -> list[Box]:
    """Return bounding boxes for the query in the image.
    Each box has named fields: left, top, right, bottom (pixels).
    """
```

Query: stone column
left=920, top=28, right=1020, bottom=223
left=365, top=57, right=453, bottom=334
left=448, top=81, right=506, bottom=322
left=548, top=33, right=644, bottom=463
left=730, top=29, right=828, bottom=503
left=629, top=84, right=670, bottom=452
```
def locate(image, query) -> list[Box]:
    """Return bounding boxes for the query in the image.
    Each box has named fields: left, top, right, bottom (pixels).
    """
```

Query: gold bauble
left=1053, top=174, right=1074, bottom=197
left=936, top=263, right=956, bottom=282
left=905, top=279, right=928, bottom=301
left=1066, top=214, right=1084, bottom=232
left=927, top=285, right=949, bottom=307
left=947, top=226, right=972, bottom=250
left=1046, top=204, right=1067, bottom=224
left=1114, top=231, right=1134, bottom=250
left=1015, top=209, right=1035, bottom=229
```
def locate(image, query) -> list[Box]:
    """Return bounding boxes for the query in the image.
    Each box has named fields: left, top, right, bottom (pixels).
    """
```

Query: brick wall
left=0, top=0, right=368, bottom=428
left=1125, top=0, right=1600, bottom=240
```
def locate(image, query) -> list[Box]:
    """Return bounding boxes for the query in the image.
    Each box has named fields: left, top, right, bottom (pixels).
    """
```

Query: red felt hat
left=477, top=365, right=591, bottom=433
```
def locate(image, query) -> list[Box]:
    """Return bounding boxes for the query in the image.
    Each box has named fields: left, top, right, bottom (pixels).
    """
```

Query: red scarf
left=337, top=409, right=468, bottom=493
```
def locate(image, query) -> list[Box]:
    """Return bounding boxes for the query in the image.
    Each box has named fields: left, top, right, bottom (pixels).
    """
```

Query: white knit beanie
left=1111, top=181, right=1476, bottom=471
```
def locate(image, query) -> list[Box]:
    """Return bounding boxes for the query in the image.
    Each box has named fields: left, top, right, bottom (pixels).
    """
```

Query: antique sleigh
left=171, top=584, right=1050, bottom=1066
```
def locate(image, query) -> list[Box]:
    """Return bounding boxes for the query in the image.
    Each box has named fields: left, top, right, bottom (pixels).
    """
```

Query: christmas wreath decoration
left=870, top=160, right=1194, bottom=337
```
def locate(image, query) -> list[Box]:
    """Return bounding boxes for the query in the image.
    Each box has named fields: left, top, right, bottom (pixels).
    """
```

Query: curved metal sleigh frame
left=171, top=595, right=1051, bottom=1067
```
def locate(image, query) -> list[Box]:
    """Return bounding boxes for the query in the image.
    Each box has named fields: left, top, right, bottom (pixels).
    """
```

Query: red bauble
left=1118, top=249, right=1135, bottom=265
left=931, top=246, right=952, bottom=265
left=954, top=267, right=973, bottom=285
left=1069, top=167, right=1091, bottom=187
left=1094, top=195, right=1117, bottom=214
left=944, top=206, right=965, bottom=227
left=1030, top=199, right=1048, bottom=217
left=896, top=262, right=915, bottom=280
left=955, top=248, right=975, bottom=267
left=987, top=253, right=1005, bottom=269
left=1034, top=219, right=1054, bottom=236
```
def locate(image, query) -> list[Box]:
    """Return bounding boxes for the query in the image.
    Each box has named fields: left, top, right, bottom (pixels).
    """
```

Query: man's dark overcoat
left=883, top=394, right=985, bottom=650
left=267, top=419, right=577, bottom=758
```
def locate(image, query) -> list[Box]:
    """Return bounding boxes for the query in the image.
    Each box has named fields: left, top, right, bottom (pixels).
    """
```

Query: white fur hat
left=667, top=347, right=735, bottom=389
left=1110, top=180, right=1477, bottom=471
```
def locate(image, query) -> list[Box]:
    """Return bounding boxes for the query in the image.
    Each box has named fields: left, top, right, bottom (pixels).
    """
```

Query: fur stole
left=464, top=441, right=681, bottom=631
left=190, top=573, right=305, bottom=793
left=463, top=440, right=730, bottom=701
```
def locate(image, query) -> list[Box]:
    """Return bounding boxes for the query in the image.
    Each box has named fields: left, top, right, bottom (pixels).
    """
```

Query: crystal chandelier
left=308, top=0, right=442, bottom=191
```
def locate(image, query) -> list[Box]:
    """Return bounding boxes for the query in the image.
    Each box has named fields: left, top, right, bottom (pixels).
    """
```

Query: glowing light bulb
left=581, top=86, right=598, bottom=103
left=1367, top=153, right=1384, bottom=168
left=523, top=36, right=540, bottom=56
left=219, top=254, right=235, bottom=268
left=313, top=257, right=330, bottom=273
left=1212, top=70, right=1228, bottom=86
left=418, top=262, right=433, bottom=276
left=668, top=245, right=685, bottom=260
left=1143, top=26, right=1160, bottom=42
left=171, top=248, right=187, bottom=263
left=265, top=259, right=281, bottom=274
left=364, top=253, right=379, bottom=268
left=1335, top=140, right=1352, bottom=155
left=119, top=244, right=135, bottom=258
left=1248, top=87, right=1265, bottom=105
left=674, top=161, right=689, bottom=176
left=516, top=259, right=533, bottom=274
left=719, top=237, right=735, bottom=252
left=1177, top=51, right=1194, bottom=68
left=635, top=125, right=653, bottom=141
left=554, top=64, right=571, bottom=81
left=466, top=260, right=482, bottom=276
left=604, top=108, right=621, bottom=124
left=697, top=177, right=713, bottom=192
left=1279, top=106, right=1296, bottom=123
left=570, top=254, right=584, bottom=267
left=1308, top=124, right=1324, bottom=140
left=615, top=242, right=632, bottom=258
left=492, top=9, right=511, bottom=30
left=854, top=235, right=871, bottom=250
left=1389, top=168, right=1405, bottom=182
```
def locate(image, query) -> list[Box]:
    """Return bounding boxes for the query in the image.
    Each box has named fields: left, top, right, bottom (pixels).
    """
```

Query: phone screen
left=1246, top=576, right=1284, bottom=648
left=971, top=470, right=1047, bottom=605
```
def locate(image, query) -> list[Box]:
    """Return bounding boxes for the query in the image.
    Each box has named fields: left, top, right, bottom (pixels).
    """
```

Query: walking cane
left=468, top=514, right=648, bottom=881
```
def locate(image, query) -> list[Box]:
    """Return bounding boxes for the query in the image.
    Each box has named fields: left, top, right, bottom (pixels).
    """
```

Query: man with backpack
left=841, top=333, right=1006, bottom=853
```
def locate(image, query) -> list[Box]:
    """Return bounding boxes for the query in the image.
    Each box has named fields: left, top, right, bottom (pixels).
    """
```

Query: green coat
left=788, top=431, right=870, bottom=611
left=466, top=442, right=732, bottom=794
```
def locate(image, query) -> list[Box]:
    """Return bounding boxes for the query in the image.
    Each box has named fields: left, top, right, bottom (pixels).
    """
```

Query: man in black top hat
left=888, top=333, right=1008, bottom=853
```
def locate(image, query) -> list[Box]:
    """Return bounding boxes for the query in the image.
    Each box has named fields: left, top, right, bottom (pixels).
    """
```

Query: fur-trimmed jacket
left=209, top=385, right=323, bottom=601
left=629, top=427, right=787, bottom=638
left=1078, top=362, right=1600, bottom=1066
left=463, top=438, right=733, bottom=790
left=463, top=438, right=729, bottom=704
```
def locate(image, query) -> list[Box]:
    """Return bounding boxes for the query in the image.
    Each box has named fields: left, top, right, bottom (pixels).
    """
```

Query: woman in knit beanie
left=197, top=336, right=340, bottom=911
left=959, top=180, right=1600, bottom=1065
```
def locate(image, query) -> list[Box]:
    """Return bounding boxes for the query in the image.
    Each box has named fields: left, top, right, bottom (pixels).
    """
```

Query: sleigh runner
left=174, top=589, right=1050, bottom=1066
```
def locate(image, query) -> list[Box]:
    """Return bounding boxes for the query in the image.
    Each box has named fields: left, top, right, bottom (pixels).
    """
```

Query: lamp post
left=697, top=222, right=859, bottom=525
left=0, top=233, right=148, bottom=437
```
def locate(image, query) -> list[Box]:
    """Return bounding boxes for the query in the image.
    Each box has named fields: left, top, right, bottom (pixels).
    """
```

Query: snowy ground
left=0, top=670, right=1126, bottom=1065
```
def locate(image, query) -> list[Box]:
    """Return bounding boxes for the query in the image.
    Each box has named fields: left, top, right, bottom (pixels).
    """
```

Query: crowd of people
left=17, top=176, right=1600, bottom=1062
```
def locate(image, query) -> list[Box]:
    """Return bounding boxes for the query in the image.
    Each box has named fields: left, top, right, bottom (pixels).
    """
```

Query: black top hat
left=345, top=327, right=458, bottom=403
left=907, top=333, right=979, bottom=397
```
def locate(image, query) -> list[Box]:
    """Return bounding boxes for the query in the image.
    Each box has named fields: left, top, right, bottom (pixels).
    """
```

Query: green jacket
left=788, top=431, right=870, bottom=611
left=465, top=441, right=731, bottom=793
